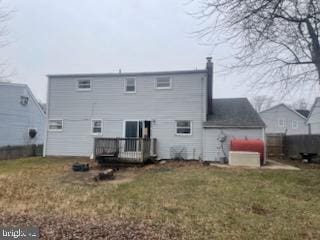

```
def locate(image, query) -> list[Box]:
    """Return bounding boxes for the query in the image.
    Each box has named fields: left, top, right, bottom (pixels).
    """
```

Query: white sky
left=1, top=0, right=319, bottom=106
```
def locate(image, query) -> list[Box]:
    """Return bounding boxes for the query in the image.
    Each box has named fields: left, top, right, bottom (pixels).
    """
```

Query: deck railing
left=94, top=138, right=157, bottom=163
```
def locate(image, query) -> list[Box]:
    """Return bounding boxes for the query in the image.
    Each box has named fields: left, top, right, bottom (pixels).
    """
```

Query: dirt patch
left=0, top=213, right=179, bottom=240
left=59, top=167, right=141, bottom=186
left=250, top=203, right=270, bottom=215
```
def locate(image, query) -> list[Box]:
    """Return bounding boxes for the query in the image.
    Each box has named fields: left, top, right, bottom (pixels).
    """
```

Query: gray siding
left=203, top=128, right=264, bottom=161
left=308, top=99, right=320, bottom=134
left=260, top=105, right=308, bottom=135
left=0, top=83, right=46, bottom=146
left=46, top=73, right=207, bottom=159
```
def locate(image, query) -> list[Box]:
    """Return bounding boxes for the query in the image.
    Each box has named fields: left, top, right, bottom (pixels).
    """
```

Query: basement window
left=77, top=79, right=91, bottom=90
left=49, top=120, right=63, bottom=131
left=125, top=78, right=136, bottom=93
left=176, top=120, right=192, bottom=135
left=92, top=120, right=102, bottom=134
left=156, top=76, right=171, bottom=89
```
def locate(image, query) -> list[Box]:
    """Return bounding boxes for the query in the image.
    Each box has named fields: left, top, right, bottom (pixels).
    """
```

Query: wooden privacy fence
left=266, top=134, right=285, bottom=159
left=285, top=135, right=320, bottom=157
left=0, top=144, right=43, bottom=160
left=266, top=134, right=320, bottom=159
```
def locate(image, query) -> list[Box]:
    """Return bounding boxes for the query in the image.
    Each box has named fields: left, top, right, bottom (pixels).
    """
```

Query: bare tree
left=251, top=95, right=274, bottom=112
left=192, top=0, right=320, bottom=92
left=290, top=98, right=308, bottom=109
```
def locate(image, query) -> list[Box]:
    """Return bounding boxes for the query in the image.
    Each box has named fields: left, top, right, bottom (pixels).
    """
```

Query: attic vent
left=170, top=146, right=187, bottom=160
left=20, top=96, right=29, bottom=106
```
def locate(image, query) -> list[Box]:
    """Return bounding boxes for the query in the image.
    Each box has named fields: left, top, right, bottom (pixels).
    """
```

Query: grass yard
left=0, top=157, right=320, bottom=239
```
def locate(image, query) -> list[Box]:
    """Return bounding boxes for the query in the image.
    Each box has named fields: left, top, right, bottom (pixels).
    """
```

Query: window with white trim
left=92, top=120, right=102, bottom=134
left=77, top=79, right=91, bottom=90
left=278, top=119, right=285, bottom=128
left=156, top=76, right=171, bottom=89
left=176, top=120, right=192, bottom=135
left=49, top=120, right=63, bottom=131
left=125, top=78, right=136, bottom=93
left=292, top=120, right=298, bottom=129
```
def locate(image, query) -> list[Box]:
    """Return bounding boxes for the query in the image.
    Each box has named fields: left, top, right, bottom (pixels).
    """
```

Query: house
left=307, top=97, right=320, bottom=134
left=0, top=82, right=46, bottom=146
left=44, top=58, right=265, bottom=162
left=259, top=104, right=309, bottom=135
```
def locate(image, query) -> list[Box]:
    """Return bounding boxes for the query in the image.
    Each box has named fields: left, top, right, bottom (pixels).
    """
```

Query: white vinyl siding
left=155, top=77, right=171, bottom=89
left=92, top=119, right=102, bottom=134
left=260, top=104, right=308, bottom=135
left=0, top=83, right=45, bottom=146
left=176, top=120, right=192, bottom=135
left=125, top=78, right=136, bottom=93
left=49, top=120, right=63, bottom=131
left=77, top=79, right=91, bottom=90
left=46, top=72, right=207, bottom=158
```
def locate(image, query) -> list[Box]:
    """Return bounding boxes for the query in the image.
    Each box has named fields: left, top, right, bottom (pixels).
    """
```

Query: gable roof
left=204, top=98, right=265, bottom=128
left=259, top=103, right=307, bottom=120
left=295, top=109, right=310, bottom=118
left=307, top=97, right=320, bottom=122
left=0, top=82, right=46, bottom=117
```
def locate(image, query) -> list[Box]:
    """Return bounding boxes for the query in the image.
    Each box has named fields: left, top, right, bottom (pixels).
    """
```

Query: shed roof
left=204, top=98, right=265, bottom=128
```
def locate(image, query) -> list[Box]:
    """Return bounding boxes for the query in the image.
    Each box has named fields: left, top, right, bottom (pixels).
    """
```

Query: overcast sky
left=1, top=0, right=319, bottom=106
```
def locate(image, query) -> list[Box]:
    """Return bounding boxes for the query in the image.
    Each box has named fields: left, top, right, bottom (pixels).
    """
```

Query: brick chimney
left=206, top=57, right=213, bottom=115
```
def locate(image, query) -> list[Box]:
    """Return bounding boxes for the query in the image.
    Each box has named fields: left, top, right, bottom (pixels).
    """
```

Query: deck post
left=141, top=138, right=144, bottom=162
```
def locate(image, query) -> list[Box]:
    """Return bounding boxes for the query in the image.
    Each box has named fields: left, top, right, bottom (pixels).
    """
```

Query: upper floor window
left=125, top=78, right=136, bottom=93
left=156, top=76, right=171, bottom=89
left=92, top=119, right=102, bottom=134
left=292, top=120, right=298, bottom=129
left=49, top=120, right=63, bottom=131
left=278, top=119, right=285, bottom=128
left=77, top=79, right=91, bottom=90
left=176, top=120, right=192, bottom=135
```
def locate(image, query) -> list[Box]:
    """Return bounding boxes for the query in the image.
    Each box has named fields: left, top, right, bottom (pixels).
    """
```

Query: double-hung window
left=49, top=120, right=63, bottom=131
left=92, top=120, right=102, bottom=134
left=77, top=79, right=91, bottom=90
left=176, top=120, right=192, bottom=135
left=292, top=120, right=298, bottom=129
left=125, top=78, right=136, bottom=93
left=156, top=76, right=171, bottom=89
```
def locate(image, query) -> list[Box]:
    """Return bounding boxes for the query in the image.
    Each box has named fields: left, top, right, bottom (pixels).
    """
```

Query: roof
left=0, top=81, right=46, bottom=117
left=295, top=109, right=310, bottom=118
left=307, top=97, right=320, bottom=122
left=259, top=103, right=307, bottom=119
left=47, top=69, right=207, bottom=78
left=204, top=98, right=265, bottom=128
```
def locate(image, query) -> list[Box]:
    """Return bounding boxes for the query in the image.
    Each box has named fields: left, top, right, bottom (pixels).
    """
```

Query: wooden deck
left=94, top=138, right=157, bottom=164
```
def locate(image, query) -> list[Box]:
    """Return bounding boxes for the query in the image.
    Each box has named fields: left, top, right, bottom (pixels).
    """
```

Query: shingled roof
left=204, top=98, right=265, bottom=128
left=295, top=109, right=310, bottom=118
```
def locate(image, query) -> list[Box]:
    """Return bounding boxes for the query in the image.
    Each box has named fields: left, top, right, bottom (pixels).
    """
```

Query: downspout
left=43, top=77, right=50, bottom=157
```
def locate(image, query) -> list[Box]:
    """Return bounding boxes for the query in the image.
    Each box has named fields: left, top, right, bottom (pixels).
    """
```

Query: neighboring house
left=307, top=97, right=320, bottom=134
left=44, top=58, right=265, bottom=161
left=0, top=82, right=46, bottom=146
left=259, top=104, right=308, bottom=135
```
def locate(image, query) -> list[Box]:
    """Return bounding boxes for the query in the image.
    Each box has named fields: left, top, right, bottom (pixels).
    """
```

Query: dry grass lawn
left=0, top=157, right=320, bottom=239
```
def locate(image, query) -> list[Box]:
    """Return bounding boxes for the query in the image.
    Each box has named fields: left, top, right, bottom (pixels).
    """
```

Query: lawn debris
left=94, top=169, right=115, bottom=181
left=72, top=163, right=89, bottom=172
